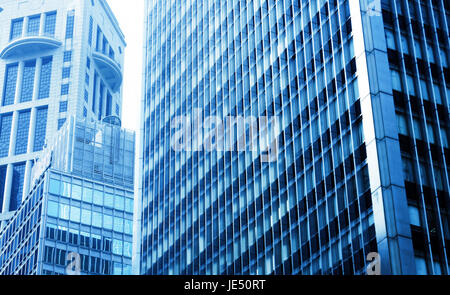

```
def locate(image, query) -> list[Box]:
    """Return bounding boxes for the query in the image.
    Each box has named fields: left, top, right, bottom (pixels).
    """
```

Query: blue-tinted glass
left=15, top=110, right=31, bottom=155
left=62, top=67, right=71, bottom=79
left=83, top=107, right=88, bottom=117
left=47, top=201, right=58, bottom=217
left=0, top=114, right=13, bottom=158
left=61, top=84, right=69, bottom=95
left=115, top=104, right=120, bottom=116
left=10, top=18, right=23, bottom=40
left=113, top=217, right=123, bottom=232
left=48, top=178, right=60, bottom=195
left=21, top=60, right=36, bottom=102
left=38, top=57, right=53, bottom=99
left=103, top=215, right=112, bottom=230
left=65, top=11, right=75, bottom=39
left=63, top=51, right=72, bottom=62
left=59, top=101, right=68, bottom=112
left=3, top=64, right=18, bottom=106
left=44, top=12, right=57, bottom=36
left=84, top=90, right=89, bottom=103
left=10, top=163, right=26, bottom=211
left=27, top=15, right=40, bottom=36
left=34, top=107, right=48, bottom=151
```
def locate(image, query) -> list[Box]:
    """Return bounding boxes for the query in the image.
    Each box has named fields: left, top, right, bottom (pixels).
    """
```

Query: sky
left=107, top=0, right=145, bottom=132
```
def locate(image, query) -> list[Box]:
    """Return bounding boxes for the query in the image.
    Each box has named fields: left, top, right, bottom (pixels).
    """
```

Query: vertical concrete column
left=1, top=164, right=14, bottom=213
left=22, top=17, right=28, bottom=38
left=23, top=108, right=37, bottom=198
left=39, top=12, right=45, bottom=36
left=14, top=61, right=24, bottom=105
left=33, top=58, right=43, bottom=102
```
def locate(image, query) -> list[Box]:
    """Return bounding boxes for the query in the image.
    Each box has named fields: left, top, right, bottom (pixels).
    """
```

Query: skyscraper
left=138, top=0, right=449, bottom=275
left=0, top=116, right=135, bottom=275
left=0, top=0, right=126, bottom=224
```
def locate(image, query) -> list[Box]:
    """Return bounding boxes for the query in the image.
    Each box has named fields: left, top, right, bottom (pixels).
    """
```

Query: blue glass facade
left=139, top=0, right=449, bottom=275
left=0, top=117, right=135, bottom=275
left=378, top=0, right=450, bottom=275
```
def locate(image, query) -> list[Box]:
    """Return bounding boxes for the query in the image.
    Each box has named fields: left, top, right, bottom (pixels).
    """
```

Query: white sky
left=107, top=0, right=145, bottom=131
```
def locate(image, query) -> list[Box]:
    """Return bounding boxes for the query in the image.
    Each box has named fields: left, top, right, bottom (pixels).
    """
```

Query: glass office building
left=139, top=0, right=449, bottom=275
left=0, top=0, right=126, bottom=225
left=0, top=117, right=135, bottom=275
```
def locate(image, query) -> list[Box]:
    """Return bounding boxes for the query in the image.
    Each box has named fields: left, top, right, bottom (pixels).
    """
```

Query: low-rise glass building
left=0, top=116, right=135, bottom=275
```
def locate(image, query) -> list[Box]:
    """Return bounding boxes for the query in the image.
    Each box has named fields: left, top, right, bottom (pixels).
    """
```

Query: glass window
left=420, top=80, right=429, bottom=101
left=47, top=201, right=58, bottom=217
left=15, top=110, right=31, bottom=155
left=391, top=70, right=402, bottom=91
left=27, top=15, right=41, bottom=36
left=83, top=187, right=93, bottom=203
left=408, top=205, right=421, bottom=226
left=72, top=184, right=82, bottom=200
left=10, top=18, right=24, bottom=40
left=104, top=193, right=114, bottom=208
left=396, top=113, right=409, bottom=136
left=65, top=10, right=75, bottom=39
left=103, top=214, right=113, bottom=230
left=70, top=206, right=81, bottom=223
left=124, top=219, right=132, bottom=235
left=125, top=198, right=133, bottom=213
left=63, top=51, right=72, bottom=62
left=124, top=242, right=132, bottom=258
left=93, top=190, right=103, bottom=206
left=113, top=240, right=123, bottom=256
left=115, top=196, right=125, bottom=211
left=44, top=12, right=57, bottom=36
left=62, top=67, right=71, bottom=79
left=92, top=211, right=102, bottom=227
left=61, top=181, right=71, bottom=198
left=59, top=203, right=70, bottom=220
left=49, top=178, right=60, bottom=195
left=113, top=262, right=122, bottom=275
left=81, top=209, right=91, bottom=225
left=0, top=114, right=13, bottom=157
left=21, top=60, right=36, bottom=102
left=415, top=257, right=428, bottom=275
left=3, top=64, right=19, bottom=106
left=114, top=217, right=124, bottom=232
left=61, top=84, right=69, bottom=95
left=59, top=101, right=68, bottom=113
left=385, top=29, right=396, bottom=49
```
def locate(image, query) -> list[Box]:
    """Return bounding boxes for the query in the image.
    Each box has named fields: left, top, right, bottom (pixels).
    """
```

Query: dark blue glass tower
left=138, top=0, right=449, bottom=275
